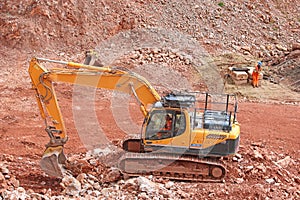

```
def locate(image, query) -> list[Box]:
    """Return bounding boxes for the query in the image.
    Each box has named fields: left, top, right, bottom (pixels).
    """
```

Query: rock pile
left=1, top=142, right=299, bottom=199
left=263, top=42, right=300, bottom=91
left=227, top=143, right=300, bottom=199
left=127, top=48, right=193, bottom=66
left=2, top=0, right=299, bottom=60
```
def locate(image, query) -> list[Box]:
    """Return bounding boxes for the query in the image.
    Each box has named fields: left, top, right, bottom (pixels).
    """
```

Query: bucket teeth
left=58, top=149, right=67, bottom=164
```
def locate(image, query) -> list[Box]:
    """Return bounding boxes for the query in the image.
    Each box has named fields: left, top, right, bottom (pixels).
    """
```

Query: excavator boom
left=28, top=57, right=160, bottom=177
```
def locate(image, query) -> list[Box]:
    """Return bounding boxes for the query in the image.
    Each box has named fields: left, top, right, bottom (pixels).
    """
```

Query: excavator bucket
left=40, top=146, right=66, bottom=178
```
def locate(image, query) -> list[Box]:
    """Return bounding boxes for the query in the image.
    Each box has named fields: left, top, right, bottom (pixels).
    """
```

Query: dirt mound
left=1, top=0, right=299, bottom=55
left=263, top=44, right=300, bottom=92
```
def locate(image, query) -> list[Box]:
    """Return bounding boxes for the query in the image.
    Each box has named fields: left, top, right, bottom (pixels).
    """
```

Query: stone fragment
left=265, top=178, right=275, bottom=184
left=0, top=172, right=5, bottom=182
left=208, top=192, right=215, bottom=198
left=137, top=176, right=158, bottom=194
left=243, top=51, right=250, bottom=55
left=164, top=181, right=174, bottom=189
left=253, top=149, right=264, bottom=160
left=8, top=177, right=20, bottom=188
left=177, top=190, right=190, bottom=198
left=275, top=156, right=292, bottom=168
left=5, top=189, right=29, bottom=200
left=104, top=167, right=121, bottom=182
left=251, top=142, right=263, bottom=147
left=233, top=153, right=243, bottom=162
left=138, top=192, right=149, bottom=199
left=235, top=153, right=242, bottom=159
left=16, top=187, right=26, bottom=194
left=101, top=188, right=111, bottom=197
left=93, top=182, right=101, bottom=190
left=245, top=165, right=254, bottom=172
left=29, top=192, right=48, bottom=199
left=1, top=166, right=9, bottom=175
left=90, top=190, right=101, bottom=197
left=256, top=163, right=267, bottom=173
left=61, top=175, right=82, bottom=196
left=76, top=173, right=86, bottom=183
left=184, top=58, right=190, bottom=65
left=235, top=178, right=244, bottom=184
left=241, top=46, right=251, bottom=52
left=123, top=178, right=138, bottom=192
left=291, top=43, right=300, bottom=51
left=288, top=50, right=300, bottom=59
left=275, top=44, right=287, bottom=51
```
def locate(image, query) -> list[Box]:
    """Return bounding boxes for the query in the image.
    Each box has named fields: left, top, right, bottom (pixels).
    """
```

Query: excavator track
left=118, top=152, right=226, bottom=182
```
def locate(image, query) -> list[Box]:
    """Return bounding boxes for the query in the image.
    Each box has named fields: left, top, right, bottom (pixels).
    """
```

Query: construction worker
left=164, top=114, right=173, bottom=131
left=252, top=61, right=262, bottom=87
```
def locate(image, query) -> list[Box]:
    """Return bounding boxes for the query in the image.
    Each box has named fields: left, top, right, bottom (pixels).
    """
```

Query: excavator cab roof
left=161, top=92, right=196, bottom=108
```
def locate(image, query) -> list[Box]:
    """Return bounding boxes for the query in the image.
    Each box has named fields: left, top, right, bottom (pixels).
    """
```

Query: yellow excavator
left=28, top=53, right=240, bottom=182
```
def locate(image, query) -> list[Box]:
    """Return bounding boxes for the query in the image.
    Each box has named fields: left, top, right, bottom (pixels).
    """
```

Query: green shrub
left=218, top=2, right=225, bottom=7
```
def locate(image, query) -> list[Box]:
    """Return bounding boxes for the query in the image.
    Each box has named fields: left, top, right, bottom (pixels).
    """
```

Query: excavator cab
left=140, top=92, right=240, bottom=157
left=120, top=92, right=239, bottom=181
left=141, top=93, right=193, bottom=152
left=123, top=108, right=188, bottom=153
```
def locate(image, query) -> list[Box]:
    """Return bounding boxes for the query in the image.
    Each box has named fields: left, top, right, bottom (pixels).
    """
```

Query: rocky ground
left=0, top=0, right=299, bottom=199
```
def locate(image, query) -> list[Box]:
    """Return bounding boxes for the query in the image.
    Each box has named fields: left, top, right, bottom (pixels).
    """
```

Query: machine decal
left=206, top=134, right=227, bottom=140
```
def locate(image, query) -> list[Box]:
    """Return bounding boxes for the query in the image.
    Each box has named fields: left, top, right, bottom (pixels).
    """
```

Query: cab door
left=189, top=111, right=205, bottom=149
left=170, top=111, right=190, bottom=148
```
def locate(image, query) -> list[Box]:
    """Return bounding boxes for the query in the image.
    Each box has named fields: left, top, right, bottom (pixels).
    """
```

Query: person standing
left=252, top=61, right=262, bottom=87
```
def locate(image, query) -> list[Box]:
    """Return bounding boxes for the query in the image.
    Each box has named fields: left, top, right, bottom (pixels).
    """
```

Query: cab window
left=174, top=112, right=186, bottom=136
left=145, top=111, right=186, bottom=140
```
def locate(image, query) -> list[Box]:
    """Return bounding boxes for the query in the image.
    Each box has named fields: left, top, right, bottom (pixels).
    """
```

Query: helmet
left=257, top=61, right=262, bottom=66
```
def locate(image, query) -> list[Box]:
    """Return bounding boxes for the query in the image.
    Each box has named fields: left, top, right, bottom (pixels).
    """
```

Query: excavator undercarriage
left=121, top=137, right=235, bottom=182
left=119, top=153, right=226, bottom=182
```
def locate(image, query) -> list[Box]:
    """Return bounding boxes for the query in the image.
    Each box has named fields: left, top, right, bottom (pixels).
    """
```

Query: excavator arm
left=28, top=57, right=161, bottom=177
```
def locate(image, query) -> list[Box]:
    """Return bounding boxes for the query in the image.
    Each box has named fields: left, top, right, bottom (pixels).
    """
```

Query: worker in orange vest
left=156, top=114, right=173, bottom=139
left=164, top=114, right=173, bottom=131
left=252, top=61, right=262, bottom=87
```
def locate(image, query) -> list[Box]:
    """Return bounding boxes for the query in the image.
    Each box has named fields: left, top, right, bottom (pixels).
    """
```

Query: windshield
left=145, top=110, right=186, bottom=140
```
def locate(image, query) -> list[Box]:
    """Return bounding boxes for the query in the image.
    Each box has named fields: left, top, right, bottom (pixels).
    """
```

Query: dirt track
left=1, top=90, right=300, bottom=158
